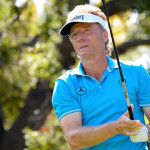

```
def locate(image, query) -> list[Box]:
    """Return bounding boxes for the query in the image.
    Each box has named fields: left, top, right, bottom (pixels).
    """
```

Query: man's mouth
left=80, top=45, right=89, bottom=50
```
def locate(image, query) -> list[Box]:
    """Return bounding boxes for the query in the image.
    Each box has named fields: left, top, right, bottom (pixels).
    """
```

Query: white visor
left=60, top=13, right=107, bottom=35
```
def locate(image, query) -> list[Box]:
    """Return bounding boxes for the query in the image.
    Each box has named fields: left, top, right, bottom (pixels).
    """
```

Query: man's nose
left=77, top=32, right=85, bottom=42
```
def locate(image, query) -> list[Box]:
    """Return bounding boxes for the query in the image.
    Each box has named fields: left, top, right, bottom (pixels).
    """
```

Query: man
left=52, top=4, right=150, bottom=150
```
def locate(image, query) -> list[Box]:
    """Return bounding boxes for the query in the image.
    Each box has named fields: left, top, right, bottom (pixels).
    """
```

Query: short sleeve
left=52, top=79, right=81, bottom=121
left=138, top=65, right=150, bottom=107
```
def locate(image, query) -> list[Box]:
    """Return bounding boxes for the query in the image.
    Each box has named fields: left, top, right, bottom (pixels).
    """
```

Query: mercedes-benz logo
left=75, top=86, right=87, bottom=96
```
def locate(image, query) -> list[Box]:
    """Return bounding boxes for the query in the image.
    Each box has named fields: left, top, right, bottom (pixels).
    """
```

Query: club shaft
left=101, top=0, right=134, bottom=120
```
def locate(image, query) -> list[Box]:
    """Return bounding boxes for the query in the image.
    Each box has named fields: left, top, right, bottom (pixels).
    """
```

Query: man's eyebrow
left=71, top=24, right=95, bottom=33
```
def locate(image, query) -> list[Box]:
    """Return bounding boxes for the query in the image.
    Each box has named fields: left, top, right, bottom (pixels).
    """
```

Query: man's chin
left=77, top=54, right=90, bottom=60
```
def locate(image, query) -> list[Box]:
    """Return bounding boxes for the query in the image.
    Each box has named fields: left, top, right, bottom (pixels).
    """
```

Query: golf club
left=101, top=0, right=134, bottom=120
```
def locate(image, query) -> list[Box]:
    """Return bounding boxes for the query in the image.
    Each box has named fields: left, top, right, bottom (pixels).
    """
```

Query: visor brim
left=60, top=22, right=78, bottom=35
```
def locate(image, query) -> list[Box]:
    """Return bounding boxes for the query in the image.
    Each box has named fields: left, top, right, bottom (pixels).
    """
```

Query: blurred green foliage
left=0, top=0, right=63, bottom=129
left=0, top=0, right=70, bottom=149
left=24, top=110, right=70, bottom=150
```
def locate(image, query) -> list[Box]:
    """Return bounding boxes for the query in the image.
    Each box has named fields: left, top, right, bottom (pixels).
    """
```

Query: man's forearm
left=66, top=121, right=119, bottom=149
left=61, top=109, right=141, bottom=149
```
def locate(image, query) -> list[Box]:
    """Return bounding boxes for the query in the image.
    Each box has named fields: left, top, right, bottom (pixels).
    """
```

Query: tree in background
left=0, top=0, right=150, bottom=149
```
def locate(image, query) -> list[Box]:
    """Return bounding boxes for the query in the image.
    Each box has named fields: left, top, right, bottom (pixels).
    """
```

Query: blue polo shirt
left=52, top=57, right=150, bottom=150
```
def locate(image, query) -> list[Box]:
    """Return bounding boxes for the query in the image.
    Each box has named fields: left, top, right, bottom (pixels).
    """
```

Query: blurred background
left=0, top=0, right=150, bottom=149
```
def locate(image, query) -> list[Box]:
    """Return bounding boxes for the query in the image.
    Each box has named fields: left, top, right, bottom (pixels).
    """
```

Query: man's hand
left=130, top=126, right=148, bottom=142
left=115, top=105, right=148, bottom=142
left=115, top=105, right=143, bottom=136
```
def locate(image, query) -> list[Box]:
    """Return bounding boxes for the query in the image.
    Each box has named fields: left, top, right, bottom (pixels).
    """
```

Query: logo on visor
left=71, top=15, right=84, bottom=21
left=75, top=86, right=87, bottom=96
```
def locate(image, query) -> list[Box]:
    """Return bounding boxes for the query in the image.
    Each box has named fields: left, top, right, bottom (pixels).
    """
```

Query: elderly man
left=52, top=4, right=150, bottom=150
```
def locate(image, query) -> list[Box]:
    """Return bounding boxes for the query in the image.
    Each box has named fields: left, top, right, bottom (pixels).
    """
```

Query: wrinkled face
left=70, top=23, right=108, bottom=60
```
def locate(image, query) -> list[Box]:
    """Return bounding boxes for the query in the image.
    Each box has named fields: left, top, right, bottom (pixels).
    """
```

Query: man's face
left=70, top=23, right=108, bottom=60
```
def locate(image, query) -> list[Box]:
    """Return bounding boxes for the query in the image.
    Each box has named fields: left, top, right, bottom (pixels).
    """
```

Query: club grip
left=128, top=106, right=134, bottom=120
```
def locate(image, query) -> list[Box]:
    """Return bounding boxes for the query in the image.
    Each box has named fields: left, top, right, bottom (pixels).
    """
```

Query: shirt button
left=99, top=85, right=101, bottom=88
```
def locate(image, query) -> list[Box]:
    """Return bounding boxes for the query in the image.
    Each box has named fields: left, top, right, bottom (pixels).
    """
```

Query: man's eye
left=72, top=33, right=77, bottom=37
left=71, top=33, right=77, bottom=39
left=85, top=29, right=90, bottom=33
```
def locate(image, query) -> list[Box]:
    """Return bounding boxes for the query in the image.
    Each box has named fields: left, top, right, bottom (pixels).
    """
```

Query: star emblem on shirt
left=75, top=86, right=87, bottom=96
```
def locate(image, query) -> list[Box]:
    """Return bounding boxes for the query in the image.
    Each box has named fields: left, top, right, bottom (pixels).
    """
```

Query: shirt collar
left=106, top=56, right=118, bottom=72
left=72, top=56, right=118, bottom=75
left=73, top=62, right=85, bottom=75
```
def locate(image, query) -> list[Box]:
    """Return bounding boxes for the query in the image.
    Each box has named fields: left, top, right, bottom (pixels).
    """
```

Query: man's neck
left=81, top=56, right=108, bottom=82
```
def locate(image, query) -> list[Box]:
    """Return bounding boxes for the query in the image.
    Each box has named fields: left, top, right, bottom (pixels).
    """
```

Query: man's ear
left=103, top=30, right=108, bottom=42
